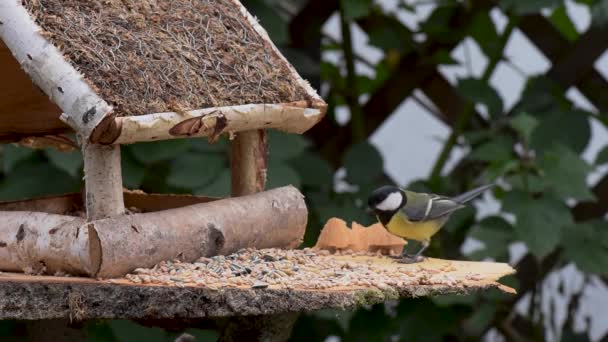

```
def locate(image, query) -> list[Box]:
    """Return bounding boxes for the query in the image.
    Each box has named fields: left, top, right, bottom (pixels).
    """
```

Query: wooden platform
left=0, top=256, right=515, bottom=321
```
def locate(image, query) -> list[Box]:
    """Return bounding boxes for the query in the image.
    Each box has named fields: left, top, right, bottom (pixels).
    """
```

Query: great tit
left=367, top=184, right=494, bottom=263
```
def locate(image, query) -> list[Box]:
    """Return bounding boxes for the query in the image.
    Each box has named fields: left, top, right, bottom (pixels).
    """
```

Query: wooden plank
left=0, top=40, right=70, bottom=142
left=0, top=256, right=514, bottom=320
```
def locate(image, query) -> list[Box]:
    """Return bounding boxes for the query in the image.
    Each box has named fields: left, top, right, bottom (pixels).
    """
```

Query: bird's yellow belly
left=385, top=214, right=443, bottom=241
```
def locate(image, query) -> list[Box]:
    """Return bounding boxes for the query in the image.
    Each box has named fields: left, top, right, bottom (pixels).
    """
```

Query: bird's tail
left=450, top=184, right=495, bottom=204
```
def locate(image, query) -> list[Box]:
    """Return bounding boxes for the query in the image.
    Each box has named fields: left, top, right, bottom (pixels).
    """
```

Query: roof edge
left=230, top=0, right=326, bottom=105
left=0, top=1, right=111, bottom=139
left=90, top=102, right=325, bottom=145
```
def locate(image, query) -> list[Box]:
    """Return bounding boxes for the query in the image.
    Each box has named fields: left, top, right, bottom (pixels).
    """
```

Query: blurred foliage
left=2, top=0, right=608, bottom=340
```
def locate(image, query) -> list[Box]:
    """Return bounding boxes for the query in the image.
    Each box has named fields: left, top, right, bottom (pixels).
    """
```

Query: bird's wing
left=402, top=191, right=465, bottom=222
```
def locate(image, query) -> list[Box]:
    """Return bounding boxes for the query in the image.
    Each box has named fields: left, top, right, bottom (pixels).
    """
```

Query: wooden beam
left=0, top=257, right=514, bottom=320
left=90, top=103, right=324, bottom=145
left=0, top=186, right=306, bottom=278
left=231, top=130, right=268, bottom=196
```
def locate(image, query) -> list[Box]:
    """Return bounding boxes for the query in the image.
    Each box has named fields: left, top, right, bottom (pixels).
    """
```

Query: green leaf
left=189, top=137, right=228, bottom=153
left=129, top=140, right=190, bottom=164
left=550, top=6, right=579, bottom=42
left=343, top=141, right=384, bottom=186
left=482, top=159, right=519, bottom=182
left=266, top=160, right=301, bottom=189
left=420, top=6, right=462, bottom=44
left=195, top=169, right=231, bottom=198
left=2, top=145, right=35, bottom=173
left=44, top=149, right=82, bottom=178
left=468, top=216, right=514, bottom=260
left=430, top=50, right=459, bottom=65
left=0, top=159, right=80, bottom=200
left=530, top=111, right=591, bottom=155
left=500, top=0, right=561, bottom=14
left=504, top=173, right=547, bottom=193
left=268, top=130, right=311, bottom=161
left=515, top=76, right=566, bottom=114
left=562, top=221, right=608, bottom=274
left=289, top=152, right=334, bottom=188
left=502, top=192, right=572, bottom=257
left=245, top=0, right=288, bottom=44
left=122, top=149, right=146, bottom=189
left=510, top=112, right=539, bottom=142
left=464, top=303, right=497, bottom=335
left=468, top=12, right=500, bottom=58
left=469, top=135, right=514, bottom=162
left=442, top=205, right=476, bottom=236
left=592, top=0, right=608, bottom=28
left=341, top=0, right=373, bottom=20
left=457, top=78, right=504, bottom=117
left=363, top=12, right=414, bottom=52
left=109, top=320, right=166, bottom=342
left=540, top=144, right=595, bottom=201
left=167, top=153, right=225, bottom=190
left=85, top=321, right=119, bottom=342
left=595, top=144, right=608, bottom=165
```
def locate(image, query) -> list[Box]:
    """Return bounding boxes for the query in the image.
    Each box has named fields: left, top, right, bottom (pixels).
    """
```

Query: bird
left=367, top=184, right=494, bottom=263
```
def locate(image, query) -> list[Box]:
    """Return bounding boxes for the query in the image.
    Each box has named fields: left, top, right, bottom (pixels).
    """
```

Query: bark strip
left=92, top=103, right=324, bottom=145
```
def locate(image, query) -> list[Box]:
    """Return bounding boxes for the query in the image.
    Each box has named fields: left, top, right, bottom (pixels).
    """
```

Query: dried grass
left=23, top=0, right=309, bottom=116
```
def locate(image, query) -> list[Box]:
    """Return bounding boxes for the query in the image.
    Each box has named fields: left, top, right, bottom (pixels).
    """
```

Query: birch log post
left=83, top=143, right=125, bottom=220
left=0, top=186, right=306, bottom=278
left=231, top=130, right=268, bottom=196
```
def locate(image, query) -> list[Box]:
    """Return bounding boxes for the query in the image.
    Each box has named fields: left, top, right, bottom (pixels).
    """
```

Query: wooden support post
left=231, top=130, right=268, bottom=196
left=83, top=143, right=125, bottom=221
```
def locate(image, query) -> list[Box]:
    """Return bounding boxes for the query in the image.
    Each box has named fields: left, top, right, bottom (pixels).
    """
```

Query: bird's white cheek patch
left=376, top=192, right=402, bottom=211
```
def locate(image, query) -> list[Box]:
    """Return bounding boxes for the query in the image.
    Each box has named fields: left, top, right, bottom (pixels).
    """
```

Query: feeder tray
left=0, top=250, right=515, bottom=321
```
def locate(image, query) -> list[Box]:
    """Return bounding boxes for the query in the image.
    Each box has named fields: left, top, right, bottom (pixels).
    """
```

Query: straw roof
left=23, top=0, right=312, bottom=117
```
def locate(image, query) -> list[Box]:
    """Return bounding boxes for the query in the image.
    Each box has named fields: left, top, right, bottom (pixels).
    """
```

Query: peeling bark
left=231, top=130, right=268, bottom=196
left=92, top=103, right=324, bottom=145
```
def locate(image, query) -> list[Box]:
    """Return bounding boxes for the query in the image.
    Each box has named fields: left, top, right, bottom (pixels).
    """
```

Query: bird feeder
left=0, top=0, right=325, bottom=278
left=0, top=3, right=516, bottom=337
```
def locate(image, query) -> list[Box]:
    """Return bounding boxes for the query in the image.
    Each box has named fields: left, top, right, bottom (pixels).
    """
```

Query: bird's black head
left=367, top=186, right=407, bottom=223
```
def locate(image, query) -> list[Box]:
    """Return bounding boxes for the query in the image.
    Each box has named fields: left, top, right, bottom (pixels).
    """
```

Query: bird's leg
left=389, top=240, right=414, bottom=259
left=396, top=240, right=429, bottom=264
left=410, top=240, right=430, bottom=261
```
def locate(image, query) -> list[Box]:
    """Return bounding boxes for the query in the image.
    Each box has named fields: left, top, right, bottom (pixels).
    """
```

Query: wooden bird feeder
left=0, top=0, right=324, bottom=278
left=0, top=1, right=515, bottom=339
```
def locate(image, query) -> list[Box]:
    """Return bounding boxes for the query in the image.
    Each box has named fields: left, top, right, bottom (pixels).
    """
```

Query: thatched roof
left=0, top=0, right=325, bottom=144
left=24, top=0, right=311, bottom=116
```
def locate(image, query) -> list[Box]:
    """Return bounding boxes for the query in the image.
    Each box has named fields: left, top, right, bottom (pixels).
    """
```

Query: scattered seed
left=122, top=248, right=481, bottom=292
left=252, top=281, right=268, bottom=289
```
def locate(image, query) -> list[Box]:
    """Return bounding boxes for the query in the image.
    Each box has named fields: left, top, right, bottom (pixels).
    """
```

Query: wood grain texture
left=0, top=186, right=306, bottom=278
left=231, top=130, right=268, bottom=196
left=0, top=40, right=69, bottom=141
left=0, top=256, right=514, bottom=320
